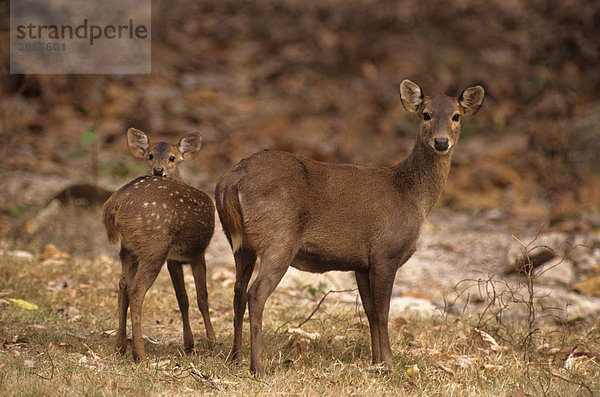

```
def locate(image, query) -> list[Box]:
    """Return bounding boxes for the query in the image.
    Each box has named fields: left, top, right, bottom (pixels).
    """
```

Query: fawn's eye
left=169, top=156, right=176, bottom=162
left=452, top=113, right=461, bottom=122
left=423, top=112, right=431, bottom=121
left=148, top=154, right=153, bottom=160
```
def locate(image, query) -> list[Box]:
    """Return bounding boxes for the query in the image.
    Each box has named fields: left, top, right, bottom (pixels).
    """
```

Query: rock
left=505, top=232, right=571, bottom=274
left=536, top=287, right=600, bottom=322
left=388, top=296, right=440, bottom=318
left=534, top=257, right=576, bottom=286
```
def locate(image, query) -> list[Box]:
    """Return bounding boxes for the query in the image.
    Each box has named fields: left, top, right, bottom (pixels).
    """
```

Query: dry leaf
left=406, top=363, right=420, bottom=376
left=41, top=243, right=70, bottom=261
left=8, top=298, right=38, bottom=311
left=572, top=275, right=600, bottom=296
left=509, top=389, right=532, bottom=397
left=482, top=364, right=502, bottom=371
left=550, top=345, right=577, bottom=367
left=471, top=327, right=505, bottom=352
left=49, top=342, right=72, bottom=349
left=4, top=335, right=29, bottom=346
left=436, top=362, right=456, bottom=376
left=112, top=380, right=132, bottom=390
left=24, top=359, right=37, bottom=368
left=288, top=327, right=320, bottom=341
left=100, top=329, right=117, bottom=337
left=211, top=268, right=236, bottom=287
left=453, top=355, right=473, bottom=368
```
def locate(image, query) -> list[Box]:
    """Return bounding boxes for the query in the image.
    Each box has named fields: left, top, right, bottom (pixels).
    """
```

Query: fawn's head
left=399, top=80, right=485, bottom=155
left=127, top=128, right=202, bottom=182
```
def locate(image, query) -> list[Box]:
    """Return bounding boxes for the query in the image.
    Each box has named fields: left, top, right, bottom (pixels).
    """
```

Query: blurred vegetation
left=1, top=0, right=600, bottom=224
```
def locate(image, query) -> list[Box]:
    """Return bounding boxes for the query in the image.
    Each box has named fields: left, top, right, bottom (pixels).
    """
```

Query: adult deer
left=216, top=80, right=485, bottom=374
left=103, top=128, right=215, bottom=361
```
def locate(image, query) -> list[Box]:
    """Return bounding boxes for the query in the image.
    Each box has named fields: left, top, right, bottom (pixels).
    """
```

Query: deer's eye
left=423, top=112, right=431, bottom=121
left=452, top=114, right=461, bottom=122
left=169, top=156, right=176, bottom=162
left=148, top=154, right=153, bottom=160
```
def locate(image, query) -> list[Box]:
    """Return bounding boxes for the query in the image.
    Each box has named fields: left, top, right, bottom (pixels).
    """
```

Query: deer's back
left=103, top=176, right=215, bottom=261
left=220, top=150, right=423, bottom=271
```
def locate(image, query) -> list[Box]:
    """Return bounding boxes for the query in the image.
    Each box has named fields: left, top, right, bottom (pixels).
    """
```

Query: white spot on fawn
left=162, top=203, right=167, bottom=209
left=143, top=202, right=149, bottom=208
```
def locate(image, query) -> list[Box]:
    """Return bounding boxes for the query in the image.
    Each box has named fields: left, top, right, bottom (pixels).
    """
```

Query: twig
left=31, top=348, right=55, bottom=381
left=297, top=288, right=357, bottom=328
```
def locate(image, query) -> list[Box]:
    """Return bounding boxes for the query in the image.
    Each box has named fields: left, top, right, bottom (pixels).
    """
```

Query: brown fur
left=215, top=184, right=244, bottom=251
left=103, top=129, right=215, bottom=362
left=102, top=200, right=120, bottom=244
left=215, top=80, right=485, bottom=374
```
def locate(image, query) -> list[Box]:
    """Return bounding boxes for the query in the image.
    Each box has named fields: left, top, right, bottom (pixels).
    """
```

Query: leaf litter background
left=1, top=0, right=600, bottom=394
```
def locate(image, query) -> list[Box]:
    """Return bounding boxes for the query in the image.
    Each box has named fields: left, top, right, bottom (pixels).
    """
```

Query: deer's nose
left=153, top=168, right=164, bottom=176
left=433, top=138, right=449, bottom=152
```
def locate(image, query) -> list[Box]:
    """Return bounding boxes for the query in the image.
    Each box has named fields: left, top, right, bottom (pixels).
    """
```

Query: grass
left=1, top=209, right=599, bottom=396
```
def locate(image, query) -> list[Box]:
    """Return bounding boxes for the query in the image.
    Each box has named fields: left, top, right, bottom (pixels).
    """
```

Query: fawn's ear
left=127, top=128, right=149, bottom=158
left=178, top=133, right=202, bottom=161
left=399, top=79, right=424, bottom=113
left=459, top=85, right=485, bottom=116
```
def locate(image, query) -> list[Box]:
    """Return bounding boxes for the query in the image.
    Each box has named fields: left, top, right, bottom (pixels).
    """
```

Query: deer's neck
left=393, top=140, right=453, bottom=216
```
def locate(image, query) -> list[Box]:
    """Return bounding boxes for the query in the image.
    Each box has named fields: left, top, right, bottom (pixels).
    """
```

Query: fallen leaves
left=288, top=327, right=321, bottom=341
left=152, top=361, right=235, bottom=388
left=41, top=243, right=70, bottom=262
left=286, top=327, right=322, bottom=356
left=23, top=359, right=37, bottom=369
left=57, top=304, right=82, bottom=322
left=7, top=298, right=38, bottom=311
left=509, top=389, right=532, bottom=397
left=572, top=275, right=600, bottom=297
left=1, top=335, right=30, bottom=348
left=470, top=327, right=507, bottom=353
left=410, top=327, right=510, bottom=378
left=211, top=268, right=235, bottom=287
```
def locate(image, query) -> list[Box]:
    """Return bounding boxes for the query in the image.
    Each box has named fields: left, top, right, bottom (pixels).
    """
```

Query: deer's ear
left=178, top=133, right=202, bottom=161
left=399, top=80, right=424, bottom=113
left=459, top=85, right=485, bottom=116
left=127, top=128, right=149, bottom=158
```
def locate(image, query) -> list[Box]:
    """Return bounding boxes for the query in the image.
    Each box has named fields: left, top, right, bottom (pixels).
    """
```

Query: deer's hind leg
left=116, top=246, right=136, bottom=354
left=128, top=255, right=165, bottom=362
left=190, top=254, right=216, bottom=343
left=167, top=259, right=195, bottom=352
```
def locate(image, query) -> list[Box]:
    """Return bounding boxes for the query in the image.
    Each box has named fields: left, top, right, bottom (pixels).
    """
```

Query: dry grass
left=1, top=205, right=599, bottom=396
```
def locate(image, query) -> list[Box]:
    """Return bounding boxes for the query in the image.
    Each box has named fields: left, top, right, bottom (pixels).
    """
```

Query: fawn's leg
left=167, top=259, right=194, bottom=352
left=190, top=255, right=216, bottom=343
left=128, top=257, right=164, bottom=362
left=116, top=247, right=136, bottom=354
